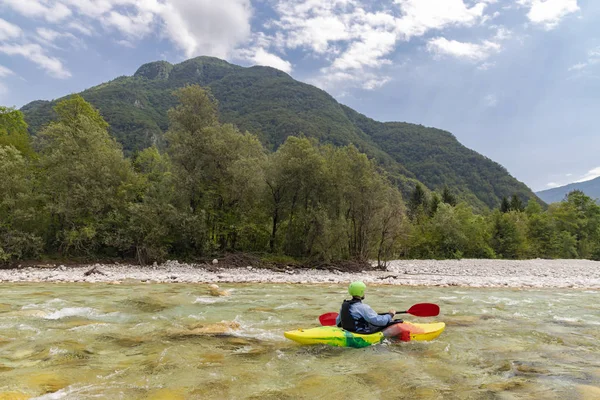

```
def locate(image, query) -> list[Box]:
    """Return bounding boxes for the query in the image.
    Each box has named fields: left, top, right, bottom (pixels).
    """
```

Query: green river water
left=0, top=283, right=599, bottom=399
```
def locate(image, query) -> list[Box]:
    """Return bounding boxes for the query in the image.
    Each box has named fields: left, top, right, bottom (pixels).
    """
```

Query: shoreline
left=1, top=259, right=599, bottom=289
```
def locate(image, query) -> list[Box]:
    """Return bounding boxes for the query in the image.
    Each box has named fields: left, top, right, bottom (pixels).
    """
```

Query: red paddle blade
left=319, top=312, right=338, bottom=326
left=406, top=303, right=439, bottom=317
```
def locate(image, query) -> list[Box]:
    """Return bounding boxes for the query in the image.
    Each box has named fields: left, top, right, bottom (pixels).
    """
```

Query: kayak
left=284, top=321, right=445, bottom=348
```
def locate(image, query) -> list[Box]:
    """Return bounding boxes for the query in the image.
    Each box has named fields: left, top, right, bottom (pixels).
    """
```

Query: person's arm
left=356, top=303, right=393, bottom=327
left=336, top=308, right=342, bottom=327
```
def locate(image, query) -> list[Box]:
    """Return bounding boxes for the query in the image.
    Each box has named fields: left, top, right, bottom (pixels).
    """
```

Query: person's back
left=336, top=281, right=396, bottom=334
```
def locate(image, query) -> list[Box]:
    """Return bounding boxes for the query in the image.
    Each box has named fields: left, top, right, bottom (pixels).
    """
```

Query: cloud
left=546, top=182, right=560, bottom=188
left=35, top=27, right=79, bottom=47
left=394, top=0, right=488, bottom=39
left=0, top=0, right=72, bottom=23
left=575, top=166, right=600, bottom=183
left=67, top=21, right=93, bottom=36
left=483, top=94, right=498, bottom=107
left=0, top=64, right=14, bottom=77
left=519, top=0, right=579, bottom=29
left=268, top=0, right=493, bottom=89
left=0, top=17, right=21, bottom=40
left=0, top=43, right=70, bottom=78
left=236, top=47, right=292, bottom=73
left=2, top=0, right=253, bottom=59
left=568, top=46, right=600, bottom=73
left=157, top=0, right=252, bottom=58
left=478, top=61, right=496, bottom=70
left=427, top=37, right=501, bottom=61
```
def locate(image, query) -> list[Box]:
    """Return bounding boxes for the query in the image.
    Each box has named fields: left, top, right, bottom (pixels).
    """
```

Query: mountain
left=20, top=56, right=540, bottom=210
left=536, top=177, right=600, bottom=203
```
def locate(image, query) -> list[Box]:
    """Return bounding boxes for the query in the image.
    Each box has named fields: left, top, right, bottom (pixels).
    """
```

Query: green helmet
left=348, top=281, right=366, bottom=297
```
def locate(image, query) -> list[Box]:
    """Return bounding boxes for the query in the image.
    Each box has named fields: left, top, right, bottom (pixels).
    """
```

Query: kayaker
left=335, top=281, right=397, bottom=334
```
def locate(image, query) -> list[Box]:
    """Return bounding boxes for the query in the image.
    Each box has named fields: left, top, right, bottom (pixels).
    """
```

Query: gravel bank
left=1, top=259, right=599, bottom=288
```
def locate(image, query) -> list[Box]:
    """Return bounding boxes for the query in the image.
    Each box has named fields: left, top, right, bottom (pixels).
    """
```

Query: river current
left=0, top=283, right=599, bottom=399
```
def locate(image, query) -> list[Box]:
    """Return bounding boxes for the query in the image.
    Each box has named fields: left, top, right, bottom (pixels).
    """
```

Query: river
left=0, top=283, right=599, bottom=399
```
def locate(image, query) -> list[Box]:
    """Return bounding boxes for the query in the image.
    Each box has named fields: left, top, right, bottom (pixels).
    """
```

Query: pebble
left=0, top=259, right=599, bottom=288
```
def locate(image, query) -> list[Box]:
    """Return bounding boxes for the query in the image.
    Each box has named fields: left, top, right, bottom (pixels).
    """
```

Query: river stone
left=481, top=379, right=527, bottom=392
left=0, top=392, right=30, bottom=400
left=577, top=385, right=600, bottom=400
left=146, top=389, right=185, bottom=400
left=189, top=321, right=240, bottom=334
left=200, top=352, right=225, bottom=364
left=0, top=364, right=14, bottom=372
left=27, top=372, right=69, bottom=394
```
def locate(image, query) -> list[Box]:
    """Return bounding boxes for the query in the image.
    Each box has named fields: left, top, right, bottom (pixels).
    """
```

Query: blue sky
left=0, top=0, right=597, bottom=192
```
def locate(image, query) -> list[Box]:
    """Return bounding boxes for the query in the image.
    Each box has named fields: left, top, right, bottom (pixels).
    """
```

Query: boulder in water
left=208, top=284, right=229, bottom=297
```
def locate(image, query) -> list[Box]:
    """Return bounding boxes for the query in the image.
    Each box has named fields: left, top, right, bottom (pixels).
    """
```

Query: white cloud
left=483, top=94, right=498, bottom=107
left=568, top=46, right=600, bottom=73
left=35, top=27, right=78, bottom=45
left=268, top=0, right=492, bottom=90
left=0, top=17, right=21, bottom=40
left=309, top=69, right=391, bottom=92
left=0, top=64, right=14, bottom=77
left=67, top=21, right=93, bottom=36
left=478, top=61, right=496, bottom=70
left=157, top=0, right=252, bottom=58
left=427, top=37, right=500, bottom=61
left=0, top=0, right=72, bottom=22
left=0, top=43, right=70, bottom=78
left=575, top=167, right=600, bottom=183
left=519, top=0, right=579, bottom=29
left=395, top=0, right=488, bottom=39
left=236, top=47, right=292, bottom=73
left=546, top=182, right=559, bottom=188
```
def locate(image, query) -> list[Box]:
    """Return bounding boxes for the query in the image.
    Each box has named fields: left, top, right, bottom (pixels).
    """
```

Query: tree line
left=1, top=85, right=599, bottom=265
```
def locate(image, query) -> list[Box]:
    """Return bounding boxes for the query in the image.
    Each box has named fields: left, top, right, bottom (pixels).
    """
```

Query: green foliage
left=20, top=56, right=542, bottom=210
left=38, top=96, right=136, bottom=255
left=0, top=146, right=44, bottom=263
left=4, top=78, right=600, bottom=264
left=0, top=106, right=35, bottom=158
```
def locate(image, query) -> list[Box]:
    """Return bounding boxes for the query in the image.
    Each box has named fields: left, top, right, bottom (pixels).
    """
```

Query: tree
left=490, top=211, right=528, bottom=259
left=441, top=186, right=457, bottom=206
left=500, top=196, right=511, bottom=213
left=38, top=95, right=135, bottom=255
left=429, top=193, right=441, bottom=217
left=0, top=106, right=35, bottom=158
left=408, top=183, right=428, bottom=221
left=166, top=85, right=267, bottom=255
left=0, top=146, right=43, bottom=262
left=510, top=194, right=524, bottom=212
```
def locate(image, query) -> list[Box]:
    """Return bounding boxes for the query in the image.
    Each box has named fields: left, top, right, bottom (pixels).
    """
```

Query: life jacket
left=340, top=298, right=369, bottom=333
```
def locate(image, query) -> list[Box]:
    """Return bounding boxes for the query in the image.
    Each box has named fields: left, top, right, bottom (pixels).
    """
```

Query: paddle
left=318, top=303, right=440, bottom=326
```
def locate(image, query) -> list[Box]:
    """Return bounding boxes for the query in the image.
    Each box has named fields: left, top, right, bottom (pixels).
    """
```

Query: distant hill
left=536, top=177, right=600, bottom=203
left=20, top=56, right=540, bottom=210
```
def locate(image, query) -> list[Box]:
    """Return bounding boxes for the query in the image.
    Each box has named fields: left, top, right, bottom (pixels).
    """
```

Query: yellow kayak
left=284, top=321, right=445, bottom=348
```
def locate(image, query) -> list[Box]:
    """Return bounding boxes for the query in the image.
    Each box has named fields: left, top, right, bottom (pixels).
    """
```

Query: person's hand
left=388, top=309, right=396, bottom=317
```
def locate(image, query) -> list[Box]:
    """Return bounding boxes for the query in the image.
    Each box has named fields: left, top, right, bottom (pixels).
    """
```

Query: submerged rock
left=146, top=389, right=185, bottom=400
left=208, top=284, right=229, bottom=297
left=577, top=385, right=600, bottom=400
left=0, top=392, right=30, bottom=400
left=27, top=372, right=69, bottom=394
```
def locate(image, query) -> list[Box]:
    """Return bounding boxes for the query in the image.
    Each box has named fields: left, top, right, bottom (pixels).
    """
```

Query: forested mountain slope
left=21, top=56, right=539, bottom=209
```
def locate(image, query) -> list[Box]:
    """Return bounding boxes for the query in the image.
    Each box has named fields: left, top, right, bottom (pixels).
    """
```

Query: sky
left=0, top=0, right=598, bottom=192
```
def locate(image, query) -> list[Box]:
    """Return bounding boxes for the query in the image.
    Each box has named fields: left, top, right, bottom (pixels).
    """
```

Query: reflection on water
left=0, top=283, right=599, bottom=399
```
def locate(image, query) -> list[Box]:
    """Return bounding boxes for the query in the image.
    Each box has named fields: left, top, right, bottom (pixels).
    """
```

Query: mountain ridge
left=536, top=177, right=600, bottom=203
left=20, top=56, right=540, bottom=210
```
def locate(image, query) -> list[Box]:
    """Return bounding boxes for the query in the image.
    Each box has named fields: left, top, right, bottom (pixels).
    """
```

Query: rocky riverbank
left=1, top=259, right=599, bottom=288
